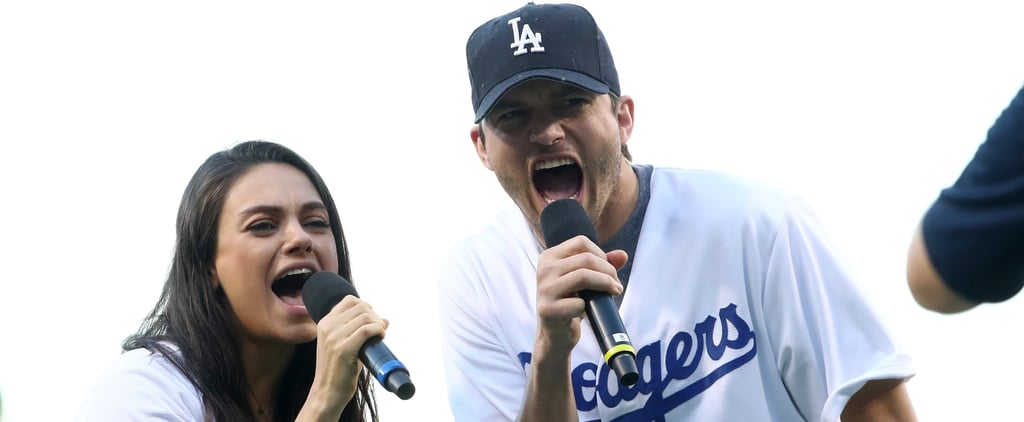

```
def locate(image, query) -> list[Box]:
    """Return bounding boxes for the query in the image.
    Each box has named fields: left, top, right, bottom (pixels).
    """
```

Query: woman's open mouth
left=272, top=268, right=313, bottom=306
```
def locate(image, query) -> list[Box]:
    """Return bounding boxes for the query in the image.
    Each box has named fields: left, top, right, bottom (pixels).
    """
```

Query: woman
left=78, top=141, right=383, bottom=421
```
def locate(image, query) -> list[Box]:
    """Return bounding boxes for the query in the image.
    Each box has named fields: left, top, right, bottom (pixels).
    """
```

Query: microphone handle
left=359, top=338, right=416, bottom=400
left=580, top=290, right=639, bottom=386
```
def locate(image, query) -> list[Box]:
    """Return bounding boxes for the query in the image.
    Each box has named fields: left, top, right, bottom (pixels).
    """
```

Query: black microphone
left=540, top=198, right=639, bottom=386
left=302, top=271, right=416, bottom=400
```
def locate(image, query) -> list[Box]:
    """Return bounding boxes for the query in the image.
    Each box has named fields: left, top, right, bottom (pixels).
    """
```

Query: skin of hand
left=297, top=296, right=388, bottom=421
left=535, top=235, right=627, bottom=353
left=517, top=234, right=627, bottom=422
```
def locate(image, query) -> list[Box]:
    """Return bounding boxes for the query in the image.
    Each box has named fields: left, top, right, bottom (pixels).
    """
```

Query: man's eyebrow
left=493, top=86, right=591, bottom=108
left=554, top=84, right=589, bottom=97
left=492, top=97, right=524, bottom=110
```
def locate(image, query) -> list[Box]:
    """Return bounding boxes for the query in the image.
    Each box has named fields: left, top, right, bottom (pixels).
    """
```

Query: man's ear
left=616, top=95, right=635, bottom=145
left=471, top=124, right=493, bottom=170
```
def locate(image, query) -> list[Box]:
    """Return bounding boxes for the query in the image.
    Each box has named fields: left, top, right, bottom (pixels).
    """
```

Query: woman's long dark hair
left=124, top=140, right=377, bottom=421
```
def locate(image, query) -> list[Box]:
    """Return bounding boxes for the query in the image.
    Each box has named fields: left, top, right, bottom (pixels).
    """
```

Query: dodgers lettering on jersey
left=518, top=303, right=756, bottom=420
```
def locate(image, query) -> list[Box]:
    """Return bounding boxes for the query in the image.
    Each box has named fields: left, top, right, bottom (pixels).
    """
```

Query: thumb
left=606, top=249, right=629, bottom=271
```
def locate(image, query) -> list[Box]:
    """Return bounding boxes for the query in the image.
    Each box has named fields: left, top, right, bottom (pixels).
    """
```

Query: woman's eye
left=247, top=221, right=276, bottom=232
left=305, top=219, right=331, bottom=229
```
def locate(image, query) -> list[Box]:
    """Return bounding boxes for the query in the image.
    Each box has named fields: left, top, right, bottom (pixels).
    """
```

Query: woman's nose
left=283, top=221, right=314, bottom=255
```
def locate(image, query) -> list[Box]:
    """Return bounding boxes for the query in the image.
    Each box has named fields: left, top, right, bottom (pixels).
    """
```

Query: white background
left=2, top=1, right=1023, bottom=421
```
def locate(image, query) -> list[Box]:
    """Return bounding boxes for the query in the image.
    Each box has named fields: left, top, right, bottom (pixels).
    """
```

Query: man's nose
left=528, top=112, right=564, bottom=146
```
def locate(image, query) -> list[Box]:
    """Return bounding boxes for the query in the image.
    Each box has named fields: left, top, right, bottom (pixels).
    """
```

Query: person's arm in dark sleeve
left=908, top=83, right=1024, bottom=313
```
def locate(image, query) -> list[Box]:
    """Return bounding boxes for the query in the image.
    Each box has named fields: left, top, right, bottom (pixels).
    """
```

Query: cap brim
left=474, top=69, right=611, bottom=123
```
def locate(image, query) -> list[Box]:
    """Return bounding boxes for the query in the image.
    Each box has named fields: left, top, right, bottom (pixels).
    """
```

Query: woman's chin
left=275, top=320, right=318, bottom=345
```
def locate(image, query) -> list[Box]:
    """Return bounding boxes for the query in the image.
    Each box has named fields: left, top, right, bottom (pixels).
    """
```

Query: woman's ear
left=209, top=267, right=221, bottom=290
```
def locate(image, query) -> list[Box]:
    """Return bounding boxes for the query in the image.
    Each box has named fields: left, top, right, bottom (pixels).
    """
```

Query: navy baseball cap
left=466, top=2, right=620, bottom=123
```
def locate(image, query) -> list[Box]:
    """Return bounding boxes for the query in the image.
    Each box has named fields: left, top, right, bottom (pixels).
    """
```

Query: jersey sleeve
left=437, top=243, right=526, bottom=421
left=76, top=348, right=204, bottom=421
left=922, top=84, right=1024, bottom=303
left=761, top=200, right=915, bottom=422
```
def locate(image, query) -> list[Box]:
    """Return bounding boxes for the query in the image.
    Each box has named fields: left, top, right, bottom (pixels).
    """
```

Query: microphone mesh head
left=301, top=271, right=359, bottom=323
left=540, top=199, right=597, bottom=247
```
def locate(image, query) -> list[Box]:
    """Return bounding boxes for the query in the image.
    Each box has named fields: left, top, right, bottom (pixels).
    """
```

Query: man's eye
left=497, top=109, right=526, bottom=121
left=558, top=98, right=589, bottom=111
left=563, top=98, right=587, bottom=106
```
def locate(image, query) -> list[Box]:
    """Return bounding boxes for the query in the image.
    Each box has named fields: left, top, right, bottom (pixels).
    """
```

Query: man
left=438, top=3, right=916, bottom=420
left=907, top=83, right=1024, bottom=313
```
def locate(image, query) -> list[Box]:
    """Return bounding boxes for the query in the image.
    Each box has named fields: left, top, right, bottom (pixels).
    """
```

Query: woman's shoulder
left=76, top=346, right=204, bottom=421
left=116, top=346, right=188, bottom=377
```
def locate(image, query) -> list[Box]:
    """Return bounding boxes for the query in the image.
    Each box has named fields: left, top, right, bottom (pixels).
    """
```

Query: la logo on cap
left=508, top=16, right=544, bottom=56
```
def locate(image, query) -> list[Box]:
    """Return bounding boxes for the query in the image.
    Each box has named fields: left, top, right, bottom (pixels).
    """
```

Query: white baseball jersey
left=77, top=347, right=204, bottom=421
left=437, top=167, right=913, bottom=422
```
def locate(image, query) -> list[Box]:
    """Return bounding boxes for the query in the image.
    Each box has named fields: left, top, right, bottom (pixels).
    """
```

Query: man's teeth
left=544, top=194, right=578, bottom=204
left=535, top=158, right=574, bottom=170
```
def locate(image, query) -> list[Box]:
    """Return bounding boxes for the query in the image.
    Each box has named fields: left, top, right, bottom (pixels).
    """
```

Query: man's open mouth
left=533, top=158, right=582, bottom=204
